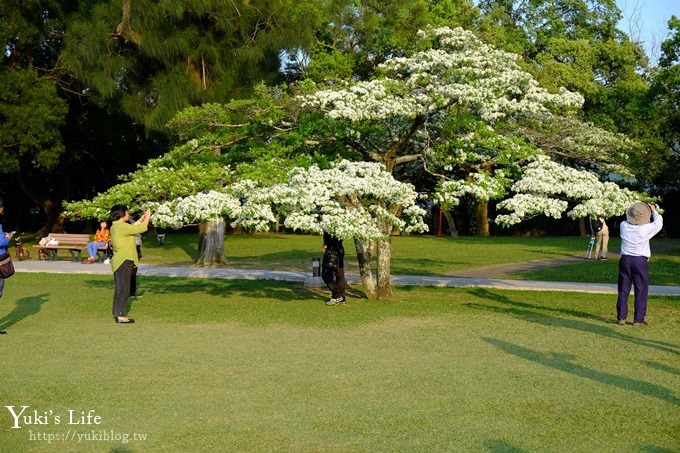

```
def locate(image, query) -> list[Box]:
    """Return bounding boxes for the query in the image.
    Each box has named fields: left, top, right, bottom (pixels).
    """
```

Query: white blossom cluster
left=237, top=160, right=429, bottom=240
left=495, top=194, right=569, bottom=226
left=300, top=79, right=422, bottom=122
left=495, top=157, right=641, bottom=226
left=434, top=172, right=508, bottom=209
left=299, top=27, right=583, bottom=124
left=150, top=190, right=242, bottom=228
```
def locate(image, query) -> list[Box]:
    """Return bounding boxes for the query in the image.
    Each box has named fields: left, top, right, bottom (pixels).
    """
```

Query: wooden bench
left=34, top=233, right=108, bottom=262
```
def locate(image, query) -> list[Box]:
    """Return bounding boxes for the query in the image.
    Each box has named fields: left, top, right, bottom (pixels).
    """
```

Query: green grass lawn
left=1, top=272, right=678, bottom=452
left=138, top=232, right=679, bottom=285
left=19, top=232, right=680, bottom=286
left=514, top=253, right=680, bottom=286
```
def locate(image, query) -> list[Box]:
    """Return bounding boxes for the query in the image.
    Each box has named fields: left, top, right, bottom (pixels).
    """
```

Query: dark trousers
left=322, top=266, right=346, bottom=299
left=130, top=266, right=138, bottom=297
left=617, top=255, right=649, bottom=323
left=113, top=260, right=136, bottom=317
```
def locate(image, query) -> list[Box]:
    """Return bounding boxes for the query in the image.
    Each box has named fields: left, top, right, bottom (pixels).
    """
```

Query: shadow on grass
left=467, top=288, right=680, bottom=356
left=483, top=337, right=680, bottom=406
left=642, top=360, right=680, bottom=376
left=110, top=446, right=133, bottom=453
left=637, top=445, right=678, bottom=453
left=84, top=276, right=350, bottom=304
left=0, top=293, right=48, bottom=331
left=227, top=249, right=319, bottom=270
left=484, top=439, right=525, bottom=452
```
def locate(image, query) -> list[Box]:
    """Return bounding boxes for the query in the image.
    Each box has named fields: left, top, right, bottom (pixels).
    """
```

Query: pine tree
left=62, top=0, right=321, bottom=130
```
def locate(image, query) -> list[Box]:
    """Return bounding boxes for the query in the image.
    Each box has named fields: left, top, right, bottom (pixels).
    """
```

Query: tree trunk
left=375, top=236, right=393, bottom=299
left=353, top=237, right=377, bottom=299
left=475, top=201, right=490, bottom=236
left=579, top=217, right=587, bottom=237
left=40, top=199, right=64, bottom=234
left=196, top=218, right=226, bottom=266
left=17, top=172, right=63, bottom=235
left=443, top=211, right=458, bottom=237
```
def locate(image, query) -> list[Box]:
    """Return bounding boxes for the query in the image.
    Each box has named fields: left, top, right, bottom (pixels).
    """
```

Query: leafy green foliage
left=298, top=0, right=479, bottom=82
left=0, top=67, right=67, bottom=173
left=62, top=157, right=233, bottom=220
left=61, top=0, right=320, bottom=130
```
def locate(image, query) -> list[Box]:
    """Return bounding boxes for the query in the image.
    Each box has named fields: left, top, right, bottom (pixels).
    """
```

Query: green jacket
left=110, top=220, right=147, bottom=271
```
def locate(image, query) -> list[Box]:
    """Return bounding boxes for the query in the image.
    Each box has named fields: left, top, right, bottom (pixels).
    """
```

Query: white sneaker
left=104, top=258, right=111, bottom=264
left=326, top=297, right=346, bottom=306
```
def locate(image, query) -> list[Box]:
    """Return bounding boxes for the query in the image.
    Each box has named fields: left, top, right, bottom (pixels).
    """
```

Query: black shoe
left=115, top=317, right=135, bottom=324
left=0, top=330, right=6, bottom=334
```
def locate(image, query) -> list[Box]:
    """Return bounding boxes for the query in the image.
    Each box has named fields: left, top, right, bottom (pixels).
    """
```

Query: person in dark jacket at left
left=322, top=232, right=347, bottom=305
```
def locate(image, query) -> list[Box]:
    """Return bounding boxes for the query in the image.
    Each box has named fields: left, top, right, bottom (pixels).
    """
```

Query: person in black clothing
left=322, top=232, right=346, bottom=305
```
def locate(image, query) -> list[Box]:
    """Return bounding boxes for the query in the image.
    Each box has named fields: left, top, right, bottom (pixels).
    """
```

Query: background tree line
left=1, top=0, right=678, bottom=237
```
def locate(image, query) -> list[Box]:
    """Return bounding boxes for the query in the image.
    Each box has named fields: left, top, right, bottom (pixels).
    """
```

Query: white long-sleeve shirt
left=619, top=212, right=663, bottom=258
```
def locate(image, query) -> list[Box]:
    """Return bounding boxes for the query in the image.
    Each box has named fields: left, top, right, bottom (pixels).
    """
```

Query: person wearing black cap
left=616, top=202, right=663, bottom=326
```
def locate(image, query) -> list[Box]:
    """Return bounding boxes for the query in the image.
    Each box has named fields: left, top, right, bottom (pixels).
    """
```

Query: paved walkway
left=13, top=259, right=680, bottom=297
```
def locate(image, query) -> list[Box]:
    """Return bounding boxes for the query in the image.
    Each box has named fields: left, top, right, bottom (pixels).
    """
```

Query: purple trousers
left=617, top=255, right=649, bottom=323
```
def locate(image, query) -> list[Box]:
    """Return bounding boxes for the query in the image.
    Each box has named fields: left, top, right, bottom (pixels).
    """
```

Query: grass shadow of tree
left=483, top=337, right=680, bottom=406
left=467, top=288, right=680, bottom=356
left=484, top=439, right=525, bottom=452
left=84, top=276, right=372, bottom=304
left=641, top=360, right=680, bottom=376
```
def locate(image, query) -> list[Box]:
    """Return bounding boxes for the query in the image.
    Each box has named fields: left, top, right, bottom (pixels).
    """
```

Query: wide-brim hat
left=626, top=202, right=651, bottom=225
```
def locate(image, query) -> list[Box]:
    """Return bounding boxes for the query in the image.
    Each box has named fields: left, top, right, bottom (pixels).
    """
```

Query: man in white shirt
left=617, top=202, right=663, bottom=326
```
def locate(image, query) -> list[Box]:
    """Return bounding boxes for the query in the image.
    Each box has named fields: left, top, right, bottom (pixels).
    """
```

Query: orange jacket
left=94, top=227, right=110, bottom=243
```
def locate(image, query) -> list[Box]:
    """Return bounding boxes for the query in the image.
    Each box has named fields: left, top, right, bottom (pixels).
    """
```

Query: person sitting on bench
left=82, top=220, right=110, bottom=264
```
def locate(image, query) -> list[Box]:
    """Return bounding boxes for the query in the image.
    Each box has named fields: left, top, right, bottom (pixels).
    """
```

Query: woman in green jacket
left=109, top=205, right=150, bottom=324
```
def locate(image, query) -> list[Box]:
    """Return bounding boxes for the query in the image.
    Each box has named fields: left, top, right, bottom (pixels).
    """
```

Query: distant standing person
left=322, top=232, right=346, bottom=306
left=127, top=214, right=143, bottom=259
left=156, top=227, right=166, bottom=245
left=110, top=205, right=150, bottom=324
left=127, top=214, right=143, bottom=298
left=590, top=216, right=609, bottom=260
left=616, top=202, right=663, bottom=326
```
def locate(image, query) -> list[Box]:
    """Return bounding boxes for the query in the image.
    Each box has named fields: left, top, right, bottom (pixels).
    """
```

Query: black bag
left=591, top=218, right=603, bottom=233
left=0, top=253, right=15, bottom=278
left=322, top=250, right=340, bottom=270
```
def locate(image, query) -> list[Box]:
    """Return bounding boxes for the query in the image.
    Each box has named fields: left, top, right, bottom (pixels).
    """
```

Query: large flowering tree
left=298, top=26, right=639, bottom=235
left=297, top=26, right=583, bottom=233
left=237, top=160, right=428, bottom=299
